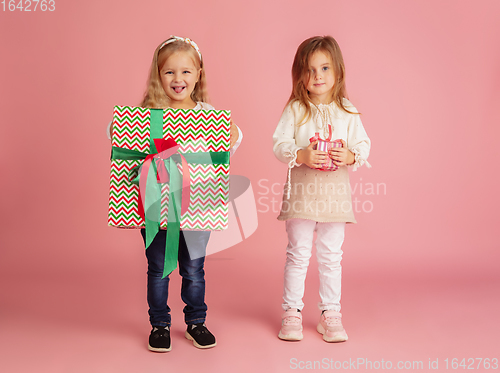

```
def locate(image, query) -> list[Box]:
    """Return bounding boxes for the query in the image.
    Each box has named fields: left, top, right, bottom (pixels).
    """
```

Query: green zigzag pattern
left=108, top=107, right=230, bottom=229
left=159, top=164, right=229, bottom=229
left=112, top=106, right=151, bottom=152
left=108, top=160, right=144, bottom=227
left=164, top=109, right=230, bottom=152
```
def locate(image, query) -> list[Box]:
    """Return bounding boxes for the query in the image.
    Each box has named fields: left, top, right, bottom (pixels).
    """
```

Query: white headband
left=159, top=35, right=202, bottom=61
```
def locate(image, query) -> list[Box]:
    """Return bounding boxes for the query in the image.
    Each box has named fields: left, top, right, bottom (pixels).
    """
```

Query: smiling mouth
left=173, top=86, right=186, bottom=93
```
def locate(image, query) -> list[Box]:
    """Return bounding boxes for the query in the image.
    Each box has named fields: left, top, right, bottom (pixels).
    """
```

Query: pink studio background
left=1, top=1, right=499, bottom=372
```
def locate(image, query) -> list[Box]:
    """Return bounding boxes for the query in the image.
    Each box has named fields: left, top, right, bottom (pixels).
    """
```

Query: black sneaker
left=148, top=326, right=171, bottom=352
left=185, top=323, right=217, bottom=349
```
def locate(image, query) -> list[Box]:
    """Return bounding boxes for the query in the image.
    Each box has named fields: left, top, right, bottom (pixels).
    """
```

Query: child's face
left=160, top=51, right=200, bottom=108
left=305, top=50, right=335, bottom=105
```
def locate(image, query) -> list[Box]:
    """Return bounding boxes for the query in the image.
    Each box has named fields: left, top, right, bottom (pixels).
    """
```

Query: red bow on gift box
left=137, top=138, right=191, bottom=220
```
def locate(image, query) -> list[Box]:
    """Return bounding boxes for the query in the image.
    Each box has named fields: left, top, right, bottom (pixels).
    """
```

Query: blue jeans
left=141, top=229, right=210, bottom=327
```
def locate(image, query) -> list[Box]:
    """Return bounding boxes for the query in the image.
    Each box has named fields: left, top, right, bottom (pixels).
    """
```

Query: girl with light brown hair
left=273, top=35, right=371, bottom=343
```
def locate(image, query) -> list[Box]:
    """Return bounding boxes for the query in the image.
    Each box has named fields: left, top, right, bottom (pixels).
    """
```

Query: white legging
left=283, top=219, right=346, bottom=312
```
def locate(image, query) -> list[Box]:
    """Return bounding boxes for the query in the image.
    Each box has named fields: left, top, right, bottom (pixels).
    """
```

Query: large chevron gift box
left=108, top=106, right=231, bottom=232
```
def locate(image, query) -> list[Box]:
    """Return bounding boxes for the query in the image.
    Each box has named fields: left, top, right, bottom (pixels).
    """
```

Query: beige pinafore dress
left=277, top=164, right=356, bottom=223
left=277, top=104, right=356, bottom=223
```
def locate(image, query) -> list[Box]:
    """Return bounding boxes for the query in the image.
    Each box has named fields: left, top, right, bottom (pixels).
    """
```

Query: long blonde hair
left=287, top=35, right=358, bottom=124
left=141, top=38, right=209, bottom=108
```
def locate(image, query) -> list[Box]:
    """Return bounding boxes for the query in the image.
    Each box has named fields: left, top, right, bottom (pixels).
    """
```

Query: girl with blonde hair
left=108, top=36, right=242, bottom=352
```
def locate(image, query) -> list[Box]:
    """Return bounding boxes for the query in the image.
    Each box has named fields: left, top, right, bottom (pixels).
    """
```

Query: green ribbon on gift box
left=111, top=109, right=229, bottom=278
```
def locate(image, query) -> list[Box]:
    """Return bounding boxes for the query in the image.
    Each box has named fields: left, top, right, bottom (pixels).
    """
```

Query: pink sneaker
left=278, top=309, right=303, bottom=341
left=317, top=310, right=348, bottom=342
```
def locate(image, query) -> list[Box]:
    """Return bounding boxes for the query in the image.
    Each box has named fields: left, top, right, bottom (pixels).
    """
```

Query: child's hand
left=229, top=120, right=239, bottom=149
left=297, top=141, right=329, bottom=168
left=329, top=139, right=355, bottom=166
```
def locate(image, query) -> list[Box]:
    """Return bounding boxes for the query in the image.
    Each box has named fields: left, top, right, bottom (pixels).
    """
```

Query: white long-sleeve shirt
left=273, top=99, right=370, bottom=171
